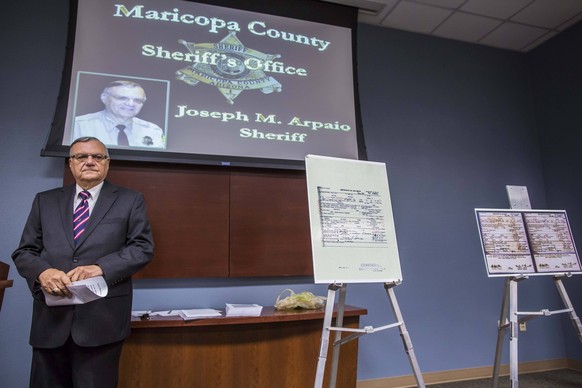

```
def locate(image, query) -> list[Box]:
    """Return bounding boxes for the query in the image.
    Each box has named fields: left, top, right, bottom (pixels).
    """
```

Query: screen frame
left=42, top=0, right=367, bottom=170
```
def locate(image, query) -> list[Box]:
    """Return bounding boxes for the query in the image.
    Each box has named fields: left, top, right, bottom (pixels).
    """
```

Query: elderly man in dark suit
left=12, top=136, right=154, bottom=387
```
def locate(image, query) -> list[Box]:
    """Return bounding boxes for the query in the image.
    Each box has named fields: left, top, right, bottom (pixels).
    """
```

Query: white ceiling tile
left=357, top=0, right=398, bottom=23
left=329, top=0, right=581, bottom=51
left=512, top=0, right=582, bottom=29
left=521, top=30, right=558, bottom=51
left=558, top=13, right=582, bottom=30
left=408, top=0, right=466, bottom=9
left=479, top=22, right=549, bottom=51
left=460, top=0, right=533, bottom=19
left=433, top=12, right=502, bottom=43
left=323, top=0, right=388, bottom=13
left=358, top=13, right=382, bottom=24
left=381, top=1, right=452, bottom=33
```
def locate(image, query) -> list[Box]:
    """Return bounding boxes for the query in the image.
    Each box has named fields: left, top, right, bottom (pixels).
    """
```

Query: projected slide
left=55, top=0, right=359, bottom=166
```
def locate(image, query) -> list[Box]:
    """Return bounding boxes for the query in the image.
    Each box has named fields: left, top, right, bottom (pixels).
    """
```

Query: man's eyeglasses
left=107, top=94, right=146, bottom=104
left=70, top=154, right=110, bottom=162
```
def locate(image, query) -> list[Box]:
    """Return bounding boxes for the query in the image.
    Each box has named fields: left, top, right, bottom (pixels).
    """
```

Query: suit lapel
left=60, top=185, right=77, bottom=249
left=75, top=181, right=118, bottom=248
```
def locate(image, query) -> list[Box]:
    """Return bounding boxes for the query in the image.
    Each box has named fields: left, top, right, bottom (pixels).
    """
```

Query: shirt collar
left=75, top=181, right=104, bottom=201
left=102, top=110, right=133, bottom=130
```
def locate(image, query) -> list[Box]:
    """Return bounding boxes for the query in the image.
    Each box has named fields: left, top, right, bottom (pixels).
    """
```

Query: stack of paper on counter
left=225, top=303, right=263, bottom=317
left=178, top=308, right=222, bottom=320
left=131, top=309, right=223, bottom=320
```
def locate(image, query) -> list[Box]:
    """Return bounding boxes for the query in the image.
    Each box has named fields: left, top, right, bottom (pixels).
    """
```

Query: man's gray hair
left=70, top=137, right=109, bottom=155
left=103, top=80, right=143, bottom=94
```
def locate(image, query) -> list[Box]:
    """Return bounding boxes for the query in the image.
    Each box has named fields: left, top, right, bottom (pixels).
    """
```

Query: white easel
left=313, top=282, right=425, bottom=388
left=492, top=273, right=582, bottom=387
left=491, top=186, right=582, bottom=387
left=304, top=155, right=424, bottom=388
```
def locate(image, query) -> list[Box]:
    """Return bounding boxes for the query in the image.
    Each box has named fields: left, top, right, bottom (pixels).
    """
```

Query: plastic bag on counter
left=274, top=288, right=326, bottom=311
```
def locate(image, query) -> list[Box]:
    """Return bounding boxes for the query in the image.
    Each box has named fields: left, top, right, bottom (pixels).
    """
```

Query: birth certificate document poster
left=475, top=209, right=581, bottom=277
left=305, top=155, right=402, bottom=284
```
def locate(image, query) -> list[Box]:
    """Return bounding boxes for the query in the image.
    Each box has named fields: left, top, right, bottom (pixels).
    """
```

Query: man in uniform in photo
left=73, top=80, right=166, bottom=148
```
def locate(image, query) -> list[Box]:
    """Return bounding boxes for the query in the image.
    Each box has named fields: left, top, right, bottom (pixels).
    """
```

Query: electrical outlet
left=519, top=322, right=527, bottom=331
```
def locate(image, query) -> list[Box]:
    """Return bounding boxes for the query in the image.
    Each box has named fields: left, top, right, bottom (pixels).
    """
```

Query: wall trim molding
left=357, top=358, right=580, bottom=388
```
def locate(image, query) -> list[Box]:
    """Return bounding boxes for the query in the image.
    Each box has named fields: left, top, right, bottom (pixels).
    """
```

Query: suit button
left=72, top=257, right=79, bottom=263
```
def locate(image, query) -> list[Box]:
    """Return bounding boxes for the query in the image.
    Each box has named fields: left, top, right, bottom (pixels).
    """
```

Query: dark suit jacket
left=12, top=180, right=154, bottom=348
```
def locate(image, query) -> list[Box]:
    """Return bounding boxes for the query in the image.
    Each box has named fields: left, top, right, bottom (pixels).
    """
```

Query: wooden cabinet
left=64, top=161, right=313, bottom=278
left=0, top=261, right=13, bottom=312
left=119, top=306, right=366, bottom=388
left=230, top=168, right=312, bottom=277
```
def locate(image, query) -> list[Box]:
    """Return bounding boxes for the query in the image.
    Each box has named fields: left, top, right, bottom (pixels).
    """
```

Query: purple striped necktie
left=73, top=190, right=91, bottom=244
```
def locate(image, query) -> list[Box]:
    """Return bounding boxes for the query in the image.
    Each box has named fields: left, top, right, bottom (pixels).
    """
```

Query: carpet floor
left=428, top=368, right=582, bottom=387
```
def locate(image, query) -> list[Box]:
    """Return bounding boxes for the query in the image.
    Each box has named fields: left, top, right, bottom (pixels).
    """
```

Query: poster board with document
left=475, top=208, right=581, bottom=276
left=305, top=155, right=402, bottom=284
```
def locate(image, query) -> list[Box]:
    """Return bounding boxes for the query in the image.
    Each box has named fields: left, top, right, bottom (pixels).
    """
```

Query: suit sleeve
left=11, top=194, right=53, bottom=294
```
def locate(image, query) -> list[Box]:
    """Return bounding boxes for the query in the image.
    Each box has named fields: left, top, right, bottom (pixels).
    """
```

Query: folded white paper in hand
left=43, top=276, right=108, bottom=306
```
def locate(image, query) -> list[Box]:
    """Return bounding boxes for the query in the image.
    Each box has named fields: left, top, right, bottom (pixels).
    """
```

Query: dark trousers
left=30, top=335, right=124, bottom=388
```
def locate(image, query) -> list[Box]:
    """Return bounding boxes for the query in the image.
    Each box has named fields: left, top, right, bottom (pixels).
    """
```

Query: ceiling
left=324, top=0, right=582, bottom=52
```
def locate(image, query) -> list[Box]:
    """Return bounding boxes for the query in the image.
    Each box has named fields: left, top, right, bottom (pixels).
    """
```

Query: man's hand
left=38, top=268, right=73, bottom=298
left=67, top=265, right=103, bottom=282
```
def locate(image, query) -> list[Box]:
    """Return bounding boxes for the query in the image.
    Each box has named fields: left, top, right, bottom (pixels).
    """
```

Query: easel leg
left=314, top=284, right=341, bottom=388
left=329, top=284, right=346, bottom=388
left=554, top=277, right=582, bottom=343
left=384, top=283, right=425, bottom=388
left=509, top=279, right=519, bottom=388
left=492, top=278, right=510, bottom=388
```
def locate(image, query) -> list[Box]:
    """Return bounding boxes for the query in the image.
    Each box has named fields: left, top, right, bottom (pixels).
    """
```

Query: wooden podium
left=0, top=261, right=14, bottom=312
left=119, top=305, right=366, bottom=388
